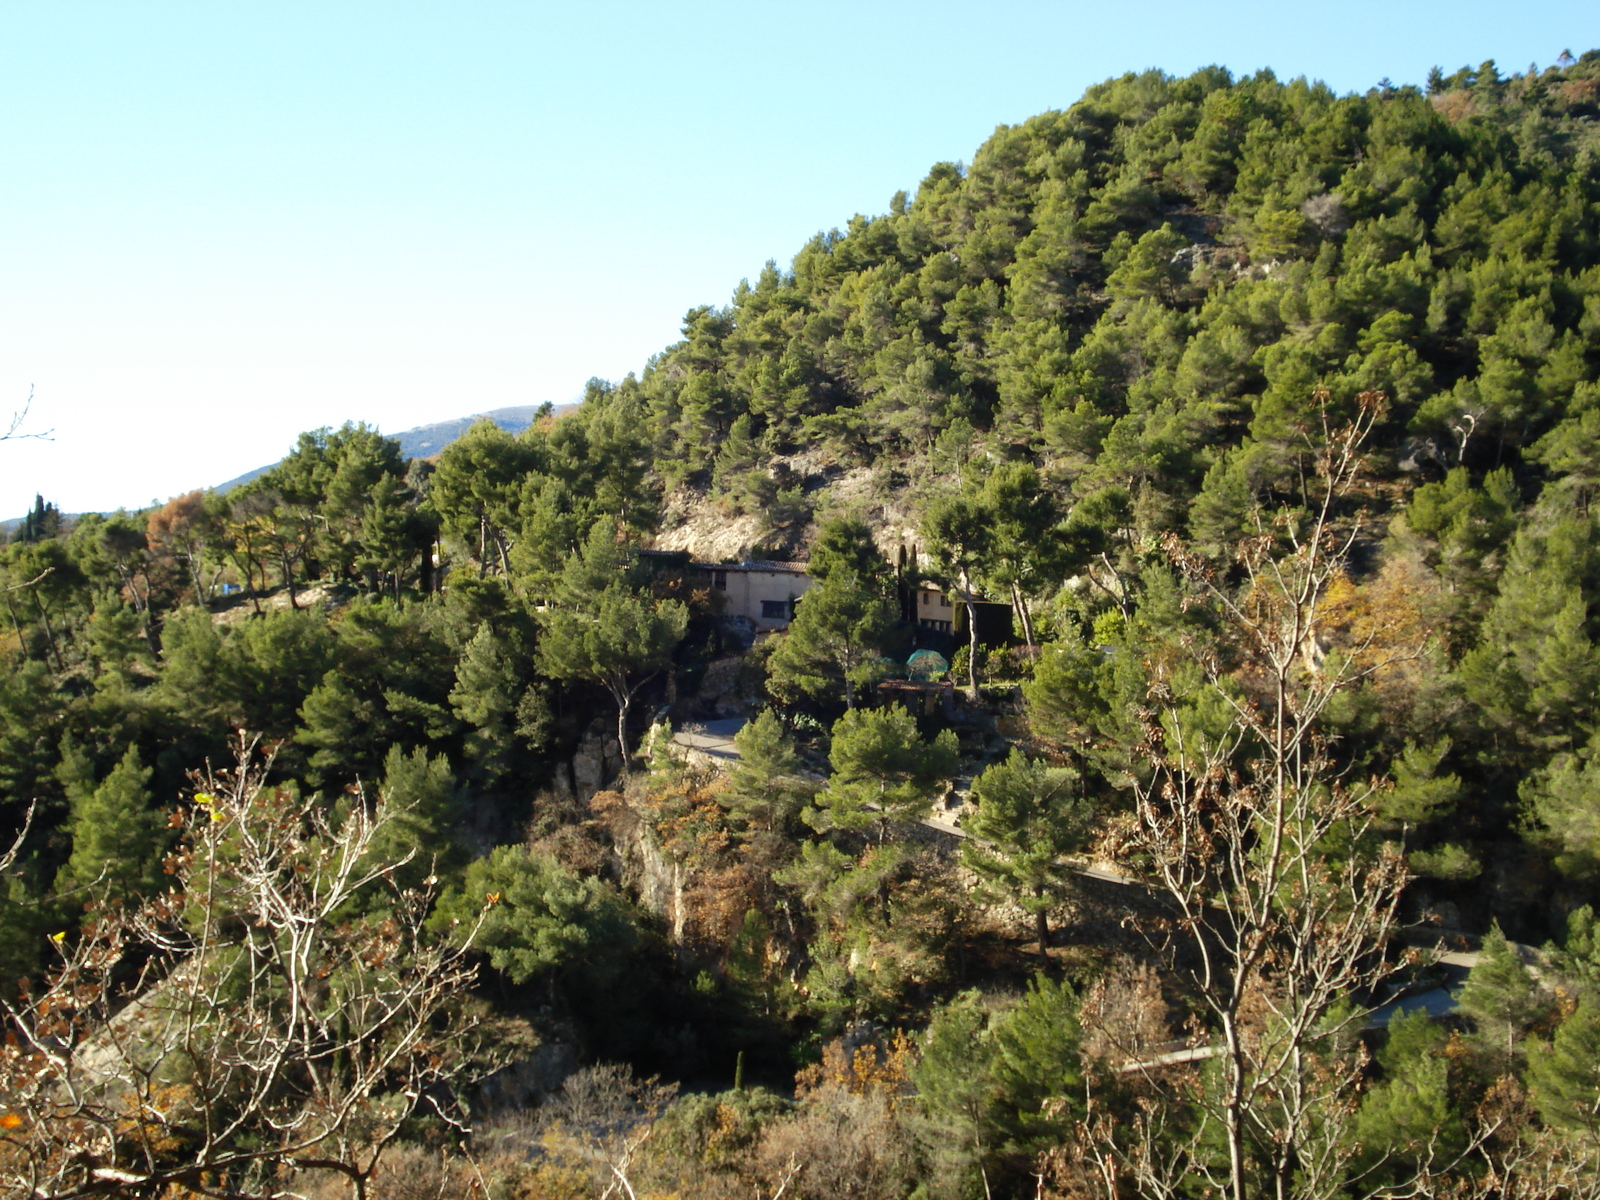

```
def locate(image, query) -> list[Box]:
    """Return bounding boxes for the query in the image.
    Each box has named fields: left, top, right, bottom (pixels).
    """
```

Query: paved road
left=670, top=718, right=747, bottom=762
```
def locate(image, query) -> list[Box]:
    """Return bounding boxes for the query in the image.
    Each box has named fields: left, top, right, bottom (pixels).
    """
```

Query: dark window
left=713, top=570, right=728, bottom=591
left=761, top=600, right=788, bottom=619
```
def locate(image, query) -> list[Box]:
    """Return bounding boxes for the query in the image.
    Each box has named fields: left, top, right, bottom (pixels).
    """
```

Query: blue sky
left=1, top=1, right=1594, bottom=516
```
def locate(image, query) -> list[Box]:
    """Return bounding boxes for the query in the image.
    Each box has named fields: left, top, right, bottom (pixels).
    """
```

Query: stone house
left=696, top=559, right=815, bottom=631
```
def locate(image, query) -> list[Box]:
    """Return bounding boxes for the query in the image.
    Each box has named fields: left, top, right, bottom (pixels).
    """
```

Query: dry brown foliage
left=1559, top=76, right=1600, bottom=107
left=1431, top=91, right=1479, bottom=123
left=1078, top=959, right=1178, bottom=1071
left=679, top=861, right=770, bottom=957
left=755, top=1083, right=920, bottom=1200
left=793, top=1031, right=918, bottom=1103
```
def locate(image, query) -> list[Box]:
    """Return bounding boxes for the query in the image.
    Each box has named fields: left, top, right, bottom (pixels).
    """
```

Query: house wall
left=916, top=584, right=1013, bottom=645
left=916, top=585, right=954, bottom=633
left=710, top=566, right=815, bottom=630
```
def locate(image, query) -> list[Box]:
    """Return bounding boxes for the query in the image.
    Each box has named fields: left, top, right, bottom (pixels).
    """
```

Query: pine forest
left=5, top=52, right=1600, bottom=1200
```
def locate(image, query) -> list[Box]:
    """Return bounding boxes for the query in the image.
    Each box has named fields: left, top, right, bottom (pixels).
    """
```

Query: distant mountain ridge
left=213, top=403, right=571, bottom=495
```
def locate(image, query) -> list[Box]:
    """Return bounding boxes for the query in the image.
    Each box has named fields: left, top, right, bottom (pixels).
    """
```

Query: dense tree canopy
left=7, top=49, right=1600, bottom=1200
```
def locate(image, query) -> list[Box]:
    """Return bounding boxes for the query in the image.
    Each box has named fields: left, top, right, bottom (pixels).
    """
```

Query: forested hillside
left=4, top=53, right=1600, bottom=1200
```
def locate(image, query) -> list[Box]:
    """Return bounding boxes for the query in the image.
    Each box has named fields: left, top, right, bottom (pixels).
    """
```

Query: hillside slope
left=598, top=56, right=1600, bottom=571
left=211, top=403, right=572, bottom=495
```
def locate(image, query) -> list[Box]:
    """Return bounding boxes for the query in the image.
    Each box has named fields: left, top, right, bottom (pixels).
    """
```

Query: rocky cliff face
left=647, top=450, right=927, bottom=564
left=652, top=490, right=769, bottom=562
left=544, top=714, right=681, bottom=941
left=548, top=720, right=625, bottom=806
left=587, top=782, right=685, bottom=945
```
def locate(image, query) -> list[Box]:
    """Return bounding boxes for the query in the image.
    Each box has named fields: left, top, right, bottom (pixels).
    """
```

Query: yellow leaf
left=0, top=1112, right=21, bottom=1129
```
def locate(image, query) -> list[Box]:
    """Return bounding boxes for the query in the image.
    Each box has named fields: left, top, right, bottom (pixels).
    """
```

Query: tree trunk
left=959, top=568, right=980, bottom=698
left=118, top=565, right=146, bottom=614
left=614, top=692, right=632, bottom=776
left=1223, top=1012, right=1248, bottom=1200
left=4, top=597, right=28, bottom=661
left=242, top=550, right=264, bottom=614
left=34, top=596, right=63, bottom=672
left=1010, top=580, right=1036, bottom=651
left=282, top=550, right=300, bottom=609
left=1095, top=552, right=1133, bottom=619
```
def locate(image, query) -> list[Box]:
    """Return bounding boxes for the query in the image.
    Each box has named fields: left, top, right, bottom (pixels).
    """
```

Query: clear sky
left=1, top=1, right=1593, bottom=517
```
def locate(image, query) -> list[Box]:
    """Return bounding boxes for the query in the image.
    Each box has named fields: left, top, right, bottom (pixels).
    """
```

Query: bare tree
left=1457, top=1078, right=1600, bottom=1200
left=1085, top=393, right=1432, bottom=1200
left=0, top=737, right=492, bottom=1200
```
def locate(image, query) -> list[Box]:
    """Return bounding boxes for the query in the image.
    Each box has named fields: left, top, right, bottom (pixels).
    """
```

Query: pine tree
left=911, top=991, right=1000, bottom=1192
left=450, top=624, right=522, bottom=783
left=806, top=707, right=958, bottom=840
left=976, top=462, right=1060, bottom=649
left=922, top=494, right=992, bottom=696
left=765, top=573, right=893, bottom=709
left=537, top=583, right=687, bottom=767
left=726, top=709, right=816, bottom=835
left=1520, top=731, right=1600, bottom=880
left=963, top=751, right=1091, bottom=958
left=807, top=516, right=889, bottom=591
left=364, top=743, right=465, bottom=895
left=1458, top=923, right=1545, bottom=1063
left=154, top=605, right=229, bottom=732
left=1350, top=1010, right=1468, bottom=1185
left=1528, top=997, right=1600, bottom=1139
left=56, top=744, right=165, bottom=905
left=431, top=844, right=638, bottom=989
left=988, top=974, right=1084, bottom=1150
left=86, top=595, right=151, bottom=688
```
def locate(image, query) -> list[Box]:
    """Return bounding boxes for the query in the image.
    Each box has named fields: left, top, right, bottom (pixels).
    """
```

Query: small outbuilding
left=915, top=582, right=1014, bottom=647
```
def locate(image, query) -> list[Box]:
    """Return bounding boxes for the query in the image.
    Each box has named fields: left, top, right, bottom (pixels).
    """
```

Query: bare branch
left=0, top=733, right=494, bottom=1200
left=0, top=801, right=32, bottom=876
left=0, top=567, right=54, bottom=596
left=3, top=386, right=52, bottom=442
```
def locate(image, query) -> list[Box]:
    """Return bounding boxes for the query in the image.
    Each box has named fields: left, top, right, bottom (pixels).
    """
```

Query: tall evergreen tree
left=963, top=751, right=1091, bottom=957
left=806, top=706, right=958, bottom=840
left=537, top=584, right=687, bottom=767
left=766, top=573, right=894, bottom=709
left=726, top=708, right=816, bottom=836
left=56, top=744, right=165, bottom=905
